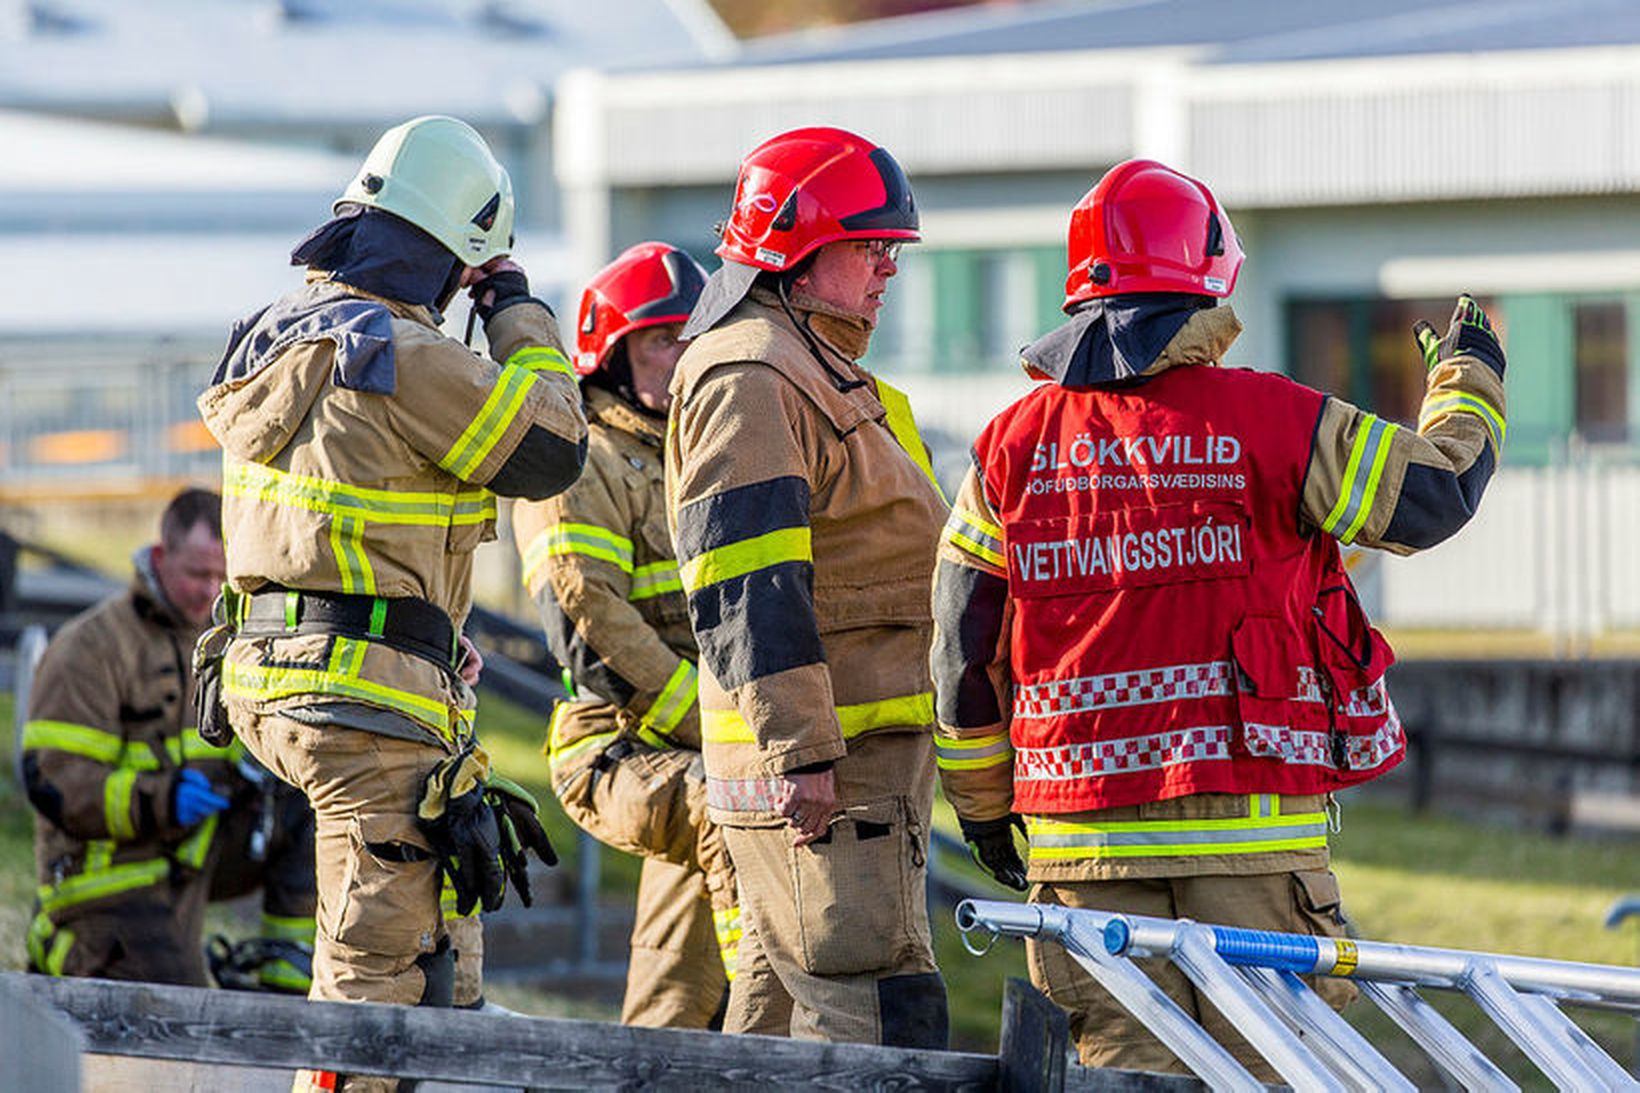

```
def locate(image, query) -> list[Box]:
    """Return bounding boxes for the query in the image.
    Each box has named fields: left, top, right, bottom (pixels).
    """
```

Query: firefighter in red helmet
left=512, top=242, right=740, bottom=1027
left=931, top=158, right=1508, bottom=1076
left=665, top=127, right=950, bottom=1046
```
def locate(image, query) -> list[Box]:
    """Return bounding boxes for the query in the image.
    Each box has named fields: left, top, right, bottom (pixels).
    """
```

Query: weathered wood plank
left=998, top=977, right=1067, bottom=1093
left=10, top=973, right=997, bottom=1091
left=0, top=974, right=83, bottom=1093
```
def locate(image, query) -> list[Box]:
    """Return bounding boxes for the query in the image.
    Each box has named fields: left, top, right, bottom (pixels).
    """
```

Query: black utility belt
left=238, top=588, right=458, bottom=672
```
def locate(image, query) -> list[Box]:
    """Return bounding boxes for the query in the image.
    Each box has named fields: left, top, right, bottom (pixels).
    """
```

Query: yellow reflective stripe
left=440, top=362, right=539, bottom=480
left=175, top=812, right=219, bottom=869
left=702, top=691, right=934, bottom=744
left=1420, top=391, right=1506, bottom=451
left=934, top=730, right=1013, bottom=771
left=329, top=635, right=370, bottom=677
left=680, top=527, right=812, bottom=593
left=22, top=720, right=144, bottom=767
left=943, top=505, right=1006, bottom=568
left=1027, top=835, right=1328, bottom=860
left=876, top=378, right=947, bottom=502
left=643, top=660, right=697, bottom=735
left=632, top=727, right=671, bottom=750
left=330, top=512, right=374, bottom=594
left=441, top=876, right=477, bottom=920
left=1340, top=421, right=1398, bottom=545
left=1025, top=805, right=1328, bottom=861
left=547, top=698, right=618, bottom=771
left=103, top=769, right=138, bottom=840
left=28, top=911, right=75, bottom=976
left=549, top=729, right=617, bottom=770
left=38, top=858, right=169, bottom=915
left=168, top=730, right=243, bottom=765
left=85, top=840, right=115, bottom=873
left=259, top=963, right=313, bottom=992
left=522, top=523, right=636, bottom=588
left=1320, top=415, right=1400, bottom=544
left=223, top=660, right=449, bottom=736
left=261, top=913, right=316, bottom=942
left=714, top=905, right=742, bottom=981
left=629, top=560, right=682, bottom=601
left=452, top=489, right=498, bottom=526
left=225, top=461, right=456, bottom=525
left=507, top=345, right=575, bottom=379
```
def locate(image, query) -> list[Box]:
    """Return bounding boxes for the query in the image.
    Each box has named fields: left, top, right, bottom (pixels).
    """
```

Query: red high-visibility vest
left=976, top=364, right=1403, bottom=813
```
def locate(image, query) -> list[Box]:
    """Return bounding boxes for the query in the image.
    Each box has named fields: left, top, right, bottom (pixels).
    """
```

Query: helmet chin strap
left=775, top=277, right=868, bottom=393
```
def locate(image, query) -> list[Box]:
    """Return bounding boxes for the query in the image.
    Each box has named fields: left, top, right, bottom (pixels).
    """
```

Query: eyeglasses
left=860, top=239, right=904, bottom=264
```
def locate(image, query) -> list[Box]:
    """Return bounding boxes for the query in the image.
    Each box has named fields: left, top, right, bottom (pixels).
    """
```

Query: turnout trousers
left=719, top=732, right=947, bottom=1048
left=554, top=717, right=734, bottom=1027
left=234, top=708, right=460, bottom=1093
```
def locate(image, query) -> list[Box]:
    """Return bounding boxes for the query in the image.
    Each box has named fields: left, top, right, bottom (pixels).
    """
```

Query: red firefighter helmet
left=717, top=126, right=920, bottom=272
left=574, top=242, right=708, bottom=375
left=1063, top=159, right=1244, bottom=311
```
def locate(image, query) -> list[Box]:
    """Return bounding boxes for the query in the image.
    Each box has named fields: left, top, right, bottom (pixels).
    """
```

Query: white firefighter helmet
left=338, top=115, right=514, bottom=266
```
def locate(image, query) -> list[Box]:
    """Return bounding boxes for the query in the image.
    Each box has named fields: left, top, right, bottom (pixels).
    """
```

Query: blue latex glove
left=172, top=768, right=230, bottom=827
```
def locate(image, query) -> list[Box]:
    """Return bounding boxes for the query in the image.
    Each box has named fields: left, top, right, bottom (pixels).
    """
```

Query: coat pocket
left=1229, top=615, right=1310, bottom=759
left=337, top=811, right=441, bottom=956
left=792, top=795, right=920, bottom=976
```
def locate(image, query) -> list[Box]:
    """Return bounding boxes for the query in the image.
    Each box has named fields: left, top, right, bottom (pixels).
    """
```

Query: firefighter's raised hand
left=464, top=257, right=535, bottom=322
left=1413, top=294, right=1505, bottom=378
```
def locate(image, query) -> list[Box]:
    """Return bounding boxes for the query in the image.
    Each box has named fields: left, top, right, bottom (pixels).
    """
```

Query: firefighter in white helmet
left=197, top=115, right=582, bottom=1093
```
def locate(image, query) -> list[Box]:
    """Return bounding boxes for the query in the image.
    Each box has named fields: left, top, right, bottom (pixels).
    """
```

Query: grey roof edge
left=661, top=0, right=740, bottom=61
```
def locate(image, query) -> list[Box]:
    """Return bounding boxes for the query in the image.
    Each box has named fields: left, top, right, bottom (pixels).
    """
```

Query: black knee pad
left=877, top=971, right=949, bottom=1050
left=414, top=934, right=454, bottom=1008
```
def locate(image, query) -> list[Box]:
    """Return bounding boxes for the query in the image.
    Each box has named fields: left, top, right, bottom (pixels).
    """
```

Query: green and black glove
left=484, top=772, right=558, bottom=908
left=417, top=741, right=504, bottom=916
left=1414, top=293, right=1505, bottom=378
left=959, top=813, right=1029, bottom=892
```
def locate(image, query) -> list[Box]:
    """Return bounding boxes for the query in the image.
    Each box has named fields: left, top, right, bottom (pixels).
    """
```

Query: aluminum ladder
left=957, top=898, right=1640, bottom=1092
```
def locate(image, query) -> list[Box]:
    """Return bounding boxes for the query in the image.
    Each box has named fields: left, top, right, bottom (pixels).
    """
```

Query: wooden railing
left=1, top=972, right=1207, bottom=1092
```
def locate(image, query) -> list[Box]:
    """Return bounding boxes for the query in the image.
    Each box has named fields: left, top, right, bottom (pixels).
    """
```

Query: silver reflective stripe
left=1028, top=821, right=1328, bottom=850
left=1245, top=709, right=1404, bottom=772
left=706, top=775, right=786, bottom=813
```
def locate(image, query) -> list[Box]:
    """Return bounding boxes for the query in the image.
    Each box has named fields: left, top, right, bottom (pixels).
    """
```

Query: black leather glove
left=1414, top=293, right=1505, bottom=379
left=471, top=269, right=541, bottom=323
left=484, top=772, right=558, bottom=908
left=959, top=813, right=1028, bottom=892
left=417, top=743, right=505, bottom=916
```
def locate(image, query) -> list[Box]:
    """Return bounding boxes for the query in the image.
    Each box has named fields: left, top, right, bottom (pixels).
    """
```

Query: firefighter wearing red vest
left=512, top=242, right=741, bottom=1028
left=931, top=159, right=1506, bottom=1076
left=666, top=127, right=950, bottom=1047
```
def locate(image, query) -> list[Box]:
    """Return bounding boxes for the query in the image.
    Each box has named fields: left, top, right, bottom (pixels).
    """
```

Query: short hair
left=160, top=488, right=223, bottom=548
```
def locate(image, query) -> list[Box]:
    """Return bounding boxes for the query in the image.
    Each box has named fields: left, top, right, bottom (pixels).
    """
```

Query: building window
left=1573, top=300, right=1628, bottom=444
left=1288, top=296, right=1496, bottom=426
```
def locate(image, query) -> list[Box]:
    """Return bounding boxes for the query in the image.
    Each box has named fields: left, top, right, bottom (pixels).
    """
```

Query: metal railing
left=957, top=899, right=1640, bottom=1091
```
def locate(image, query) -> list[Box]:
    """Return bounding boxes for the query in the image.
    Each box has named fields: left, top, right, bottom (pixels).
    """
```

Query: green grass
left=4, top=689, right=1636, bottom=1082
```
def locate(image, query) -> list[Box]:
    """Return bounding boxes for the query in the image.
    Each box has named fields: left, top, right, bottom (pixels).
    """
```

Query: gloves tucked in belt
left=418, top=741, right=558, bottom=915
left=959, top=813, right=1028, bottom=892
left=418, top=742, right=504, bottom=916
left=484, top=773, right=557, bottom=907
